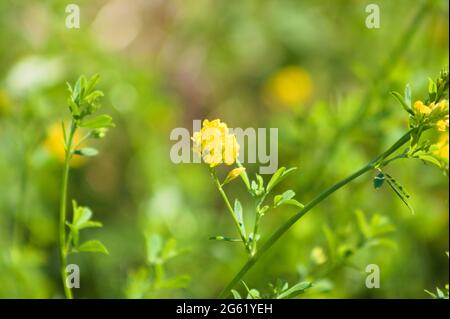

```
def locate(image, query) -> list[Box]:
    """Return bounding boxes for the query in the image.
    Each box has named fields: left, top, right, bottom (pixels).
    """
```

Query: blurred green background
left=0, top=0, right=448, bottom=298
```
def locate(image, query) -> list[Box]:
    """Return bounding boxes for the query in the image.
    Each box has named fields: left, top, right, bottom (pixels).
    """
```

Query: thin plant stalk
left=59, top=120, right=76, bottom=299
left=218, top=129, right=416, bottom=297
left=211, top=169, right=251, bottom=254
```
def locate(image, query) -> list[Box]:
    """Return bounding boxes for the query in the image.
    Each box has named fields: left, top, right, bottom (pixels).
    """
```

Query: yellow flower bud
left=222, top=167, right=246, bottom=186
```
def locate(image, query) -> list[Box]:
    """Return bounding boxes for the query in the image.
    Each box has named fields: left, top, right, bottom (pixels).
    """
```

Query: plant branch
left=218, top=129, right=415, bottom=298
left=211, top=169, right=251, bottom=255
left=59, top=120, right=76, bottom=299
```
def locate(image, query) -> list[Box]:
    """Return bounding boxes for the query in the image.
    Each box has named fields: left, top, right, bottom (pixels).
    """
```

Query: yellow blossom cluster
left=413, top=99, right=449, bottom=132
left=192, top=119, right=240, bottom=167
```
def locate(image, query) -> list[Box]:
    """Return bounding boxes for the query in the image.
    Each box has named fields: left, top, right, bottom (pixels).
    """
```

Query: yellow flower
left=414, top=100, right=432, bottom=115
left=43, top=122, right=86, bottom=167
left=192, top=119, right=240, bottom=167
left=437, top=119, right=449, bottom=132
left=434, top=133, right=449, bottom=160
left=264, top=66, right=313, bottom=108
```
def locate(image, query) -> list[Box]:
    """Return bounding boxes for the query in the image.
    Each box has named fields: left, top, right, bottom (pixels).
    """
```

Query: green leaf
left=85, top=90, right=104, bottom=104
left=281, top=199, right=304, bottom=208
left=277, top=282, right=312, bottom=299
left=66, top=81, right=73, bottom=94
left=385, top=174, right=414, bottom=214
left=157, top=275, right=191, bottom=290
left=67, top=98, right=80, bottom=116
left=436, top=287, right=445, bottom=299
left=146, top=234, right=162, bottom=264
left=160, top=238, right=177, bottom=261
left=72, top=202, right=92, bottom=227
left=424, top=289, right=437, bottom=298
left=234, top=199, right=246, bottom=239
left=209, top=236, right=242, bottom=242
left=85, top=74, right=100, bottom=94
left=428, top=77, right=437, bottom=94
left=365, top=238, right=397, bottom=250
left=267, top=167, right=286, bottom=193
left=404, top=84, right=412, bottom=109
left=247, top=289, right=261, bottom=299
left=355, top=210, right=371, bottom=238
left=256, top=174, right=264, bottom=190
left=73, top=76, right=83, bottom=100
left=416, top=153, right=442, bottom=167
left=428, top=77, right=438, bottom=102
left=78, top=240, right=109, bottom=255
left=237, top=161, right=251, bottom=191
left=274, top=190, right=296, bottom=207
left=266, top=167, right=297, bottom=193
left=323, top=225, right=336, bottom=263
left=61, top=121, right=67, bottom=147
left=74, top=147, right=99, bottom=157
left=231, top=289, right=242, bottom=299
left=79, top=114, right=114, bottom=129
left=390, top=91, right=414, bottom=115
left=78, top=221, right=103, bottom=230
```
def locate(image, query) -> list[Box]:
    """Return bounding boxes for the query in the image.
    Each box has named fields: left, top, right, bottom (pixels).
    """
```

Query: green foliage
left=66, top=200, right=108, bottom=255
left=425, top=252, right=449, bottom=299
left=231, top=279, right=311, bottom=299
left=210, top=164, right=303, bottom=256
left=58, top=74, right=114, bottom=298
left=125, top=234, right=190, bottom=298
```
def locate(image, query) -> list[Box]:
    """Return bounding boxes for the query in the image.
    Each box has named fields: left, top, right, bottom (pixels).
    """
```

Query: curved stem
left=218, top=129, right=415, bottom=298
left=307, top=1, right=430, bottom=192
left=59, top=121, right=75, bottom=299
left=211, top=170, right=251, bottom=255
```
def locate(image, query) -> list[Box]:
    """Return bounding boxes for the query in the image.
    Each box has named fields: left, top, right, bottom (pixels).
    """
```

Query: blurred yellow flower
left=311, top=246, right=327, bottom=265
left=264, top=66, right=313, bottom=108
left=437, top=99, right=449, bottom=111
left=437, top=119, right=449, bottom=132
left=434, top=133, right=449, bottom=160
left=192, top=119, right=239, bottom=167
left=43, top=122, right=85, bottom=167
left=414, top=100, right=432, bottom=115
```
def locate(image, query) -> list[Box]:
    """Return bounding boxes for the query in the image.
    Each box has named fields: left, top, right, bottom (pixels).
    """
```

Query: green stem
left=59, top=121, right=75, bottom=299
left=308, top=1, right=430, bottom=192
left=250, top=194, right=267, bottom=255
left=212, top=169, right=251, bottom=255
left=218, top=129, right=415, bottom=298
